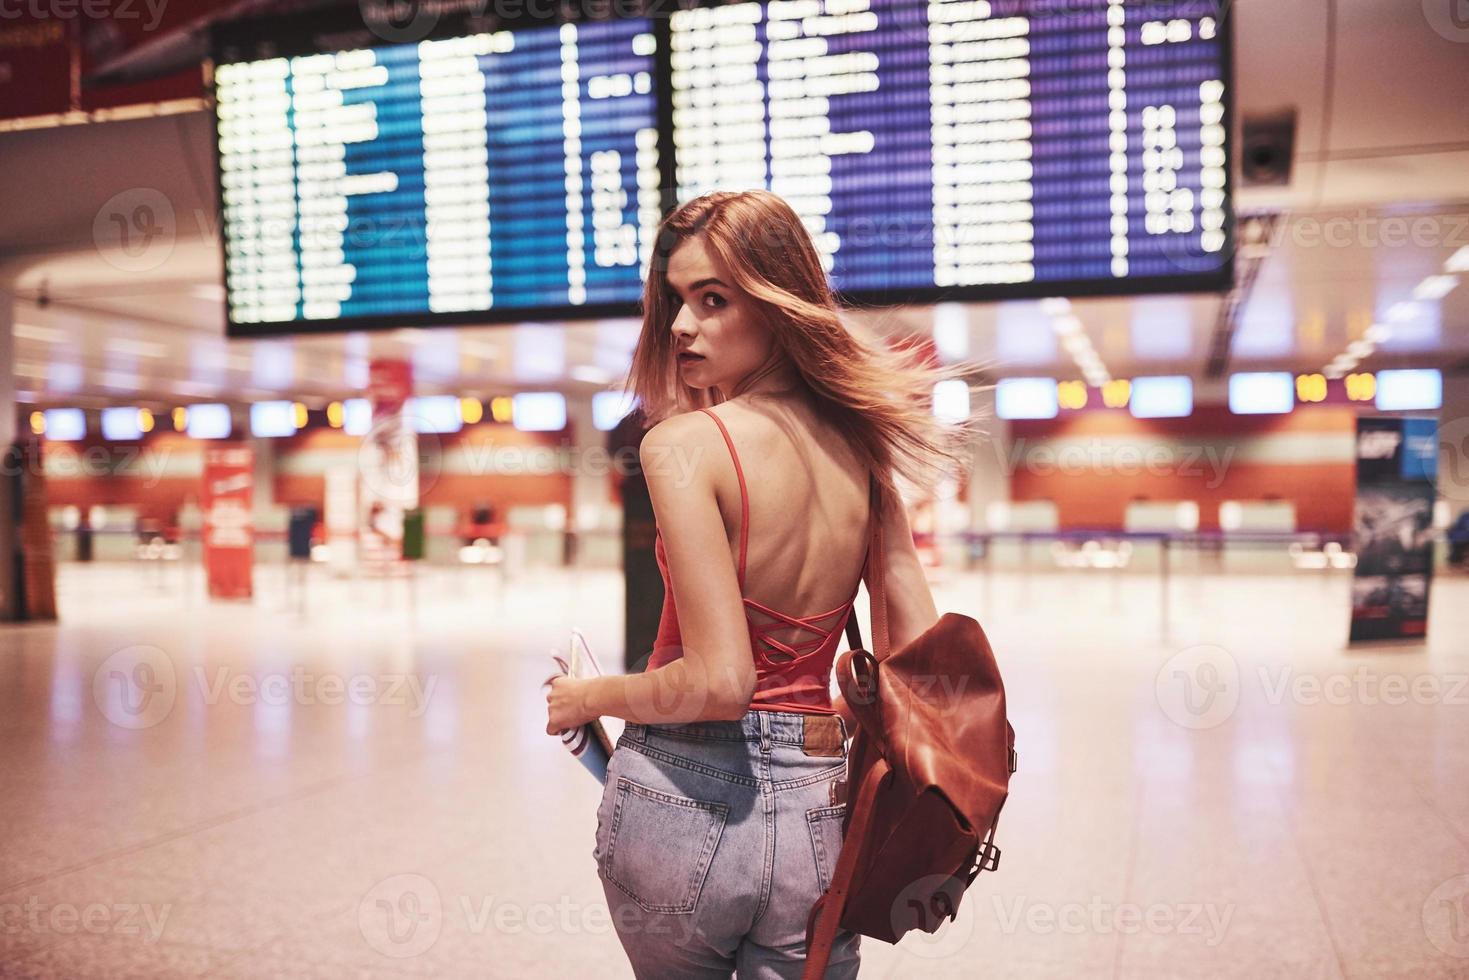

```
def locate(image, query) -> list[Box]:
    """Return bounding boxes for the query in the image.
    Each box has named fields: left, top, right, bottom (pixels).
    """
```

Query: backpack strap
left=807, top=474, right=893, bottom=978
left=801, top=755, right=891, bottom=980
left=843, top=474, right=889, bottom=659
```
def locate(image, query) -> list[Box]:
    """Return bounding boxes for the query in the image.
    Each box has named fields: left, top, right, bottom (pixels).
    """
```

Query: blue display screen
left=215, top=17, right=661, bottom=333
left=214, top=0, right=1231, bottom=335
left=671, top=0, right=1230, bottom=296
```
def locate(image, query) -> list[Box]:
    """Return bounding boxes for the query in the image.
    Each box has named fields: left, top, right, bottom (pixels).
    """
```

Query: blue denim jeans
left=592, top=709, right=863, bottom=979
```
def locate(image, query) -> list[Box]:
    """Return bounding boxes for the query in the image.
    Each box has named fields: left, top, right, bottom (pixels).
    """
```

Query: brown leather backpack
left=802, top=482, right=1017, bottom=979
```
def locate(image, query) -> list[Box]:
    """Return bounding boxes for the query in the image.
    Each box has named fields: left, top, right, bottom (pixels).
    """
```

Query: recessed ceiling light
left=460, top=341, right=500, bottom=360
left=175, top=381, right=217, bottom=397
left=570, top=365, right=611, bottom=384
left=1385, top=301, right=1421, bottom=323
left=14, top=323, right=64, bottom=343
left=106, top=338, right=168, bottom=359
left=1412, top=274, right=1458, bottom=301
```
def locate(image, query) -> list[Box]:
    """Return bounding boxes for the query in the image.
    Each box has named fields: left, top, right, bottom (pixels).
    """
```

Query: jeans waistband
left=624, top=709, right=845, bottom=747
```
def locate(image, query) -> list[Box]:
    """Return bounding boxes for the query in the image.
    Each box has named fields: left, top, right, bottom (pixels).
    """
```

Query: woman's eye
left=702, top=293, right=726, bottom=309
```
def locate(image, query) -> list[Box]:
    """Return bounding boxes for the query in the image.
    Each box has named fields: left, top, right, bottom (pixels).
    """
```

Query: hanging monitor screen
left=214, top=15, right=661, bottom=336
left=670, top=0, right=1233, bottom=302
left=213, top=0, right=1233, bottom=336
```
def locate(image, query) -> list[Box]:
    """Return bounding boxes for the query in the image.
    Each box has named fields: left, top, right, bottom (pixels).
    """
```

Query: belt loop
left=624, top=722, right=646, bottom=745
left=758, top=711, right=771, bottom=753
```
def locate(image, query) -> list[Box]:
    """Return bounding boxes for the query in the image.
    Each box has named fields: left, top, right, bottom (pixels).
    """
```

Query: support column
left=0, top=289, right=12, bottom=447
left=968, top=385, right=1013, bottom=536
left=360, top=359, right=415, bottom=570
left=566, top=392, right=614, bottom=566
left=1439, top=370, right=1469, bottom=518
left=0, top=289, right=15, bottom=621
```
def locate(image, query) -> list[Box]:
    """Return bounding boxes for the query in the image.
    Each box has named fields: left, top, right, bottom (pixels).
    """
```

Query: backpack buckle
left=965, top=839, right=1001, bottom=884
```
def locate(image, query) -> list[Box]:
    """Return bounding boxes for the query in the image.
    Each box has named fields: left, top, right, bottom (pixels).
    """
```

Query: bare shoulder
left=640, top=409, right=721, bottom=452
left=639, top=410, right=724, bottom=483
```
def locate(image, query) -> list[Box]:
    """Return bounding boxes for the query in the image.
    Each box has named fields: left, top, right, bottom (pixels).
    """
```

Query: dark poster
left=1350, top=417, right=1438, bottom=642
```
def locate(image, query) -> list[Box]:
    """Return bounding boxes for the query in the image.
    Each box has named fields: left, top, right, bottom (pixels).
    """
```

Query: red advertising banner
left=202, top=443, right=253, bottom=600
left=0, top=18, right=72, bottom=122
left=78, top=2, right=206, bottom=112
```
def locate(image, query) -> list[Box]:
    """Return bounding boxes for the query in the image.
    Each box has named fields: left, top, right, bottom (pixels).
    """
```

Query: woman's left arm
left=545, top=413, right=757, bottom=732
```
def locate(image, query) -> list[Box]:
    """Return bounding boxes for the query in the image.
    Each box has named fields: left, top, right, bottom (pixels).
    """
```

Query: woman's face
left=664, top=235, right=773, bottom=394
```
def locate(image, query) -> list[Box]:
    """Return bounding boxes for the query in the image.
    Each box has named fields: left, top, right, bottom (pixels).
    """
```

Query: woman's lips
left=677, top=353, right=705, bottom=364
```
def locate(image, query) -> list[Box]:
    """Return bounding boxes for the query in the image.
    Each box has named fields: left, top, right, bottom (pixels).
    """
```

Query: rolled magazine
left=544, top=629, right=615, bottom=783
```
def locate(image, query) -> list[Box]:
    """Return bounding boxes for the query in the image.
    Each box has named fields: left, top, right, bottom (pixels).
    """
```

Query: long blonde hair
left=625, top=189, right=983, bottom=504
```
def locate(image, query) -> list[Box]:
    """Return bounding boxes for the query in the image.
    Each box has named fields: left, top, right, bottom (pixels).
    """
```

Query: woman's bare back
left=702, top=396, right=873, bottom=654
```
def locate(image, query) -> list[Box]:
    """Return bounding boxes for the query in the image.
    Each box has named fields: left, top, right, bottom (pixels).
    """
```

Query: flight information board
left=213, top=0, right=1231, bottom=335
left=214, top=17, right=661, bottom=334
left=671, top=0, right=1231, bottom=299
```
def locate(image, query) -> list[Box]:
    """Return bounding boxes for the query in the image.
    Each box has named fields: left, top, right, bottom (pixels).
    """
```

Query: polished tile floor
left=2, top=559, right=1467, bottom=978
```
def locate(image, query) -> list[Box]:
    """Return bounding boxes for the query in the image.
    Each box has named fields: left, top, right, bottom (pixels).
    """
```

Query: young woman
left=544, top=190, right=975, bottom=978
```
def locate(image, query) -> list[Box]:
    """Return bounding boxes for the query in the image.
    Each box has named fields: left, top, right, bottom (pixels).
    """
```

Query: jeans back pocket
left=604, top=777, right=729, bottom=914
left=807, top=803, right=848, bottom=895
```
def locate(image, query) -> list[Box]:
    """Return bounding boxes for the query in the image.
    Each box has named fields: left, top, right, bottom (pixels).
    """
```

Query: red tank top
left=645, top=408, right=868, bottom=714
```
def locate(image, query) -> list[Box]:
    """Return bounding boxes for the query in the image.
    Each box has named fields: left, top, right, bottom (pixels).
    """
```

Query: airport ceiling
left=2, top=0, right=1468, bottom=408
